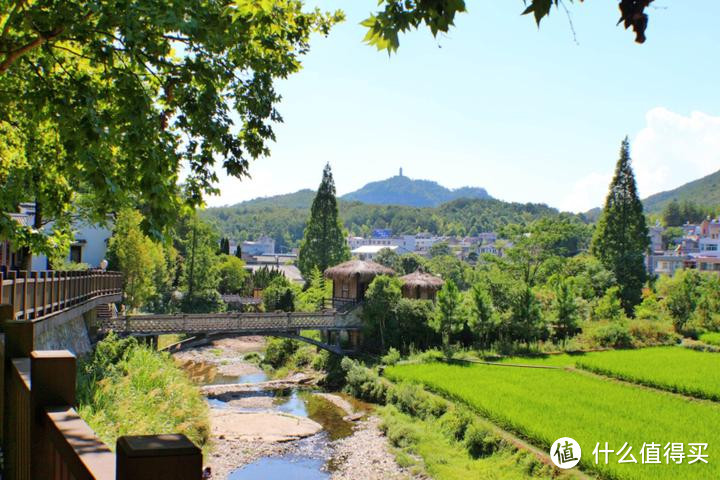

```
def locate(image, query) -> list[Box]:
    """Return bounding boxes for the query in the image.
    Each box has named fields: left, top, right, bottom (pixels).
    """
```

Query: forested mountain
left=341, top=174, right=491, bottom=207
left=642, top=169, right=720, bottom=213
left=202, top=197, right=571, bottom=252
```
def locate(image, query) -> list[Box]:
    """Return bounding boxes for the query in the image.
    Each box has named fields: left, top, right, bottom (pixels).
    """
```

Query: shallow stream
left=185, top=358, right=354, bottom=479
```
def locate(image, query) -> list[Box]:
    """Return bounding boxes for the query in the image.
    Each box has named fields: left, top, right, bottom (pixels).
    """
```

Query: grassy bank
left=341, top=358, right=560, bottom=479
left=77, top=334, right=210, bottom=451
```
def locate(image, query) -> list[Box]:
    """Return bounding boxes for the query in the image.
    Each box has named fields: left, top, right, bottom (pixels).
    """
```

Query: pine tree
left=298, top=164, right=350, bottom=276
left=591, top=138, right=649, bottom=314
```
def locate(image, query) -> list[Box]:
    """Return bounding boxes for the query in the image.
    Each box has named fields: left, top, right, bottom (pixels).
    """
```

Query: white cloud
left=632, top=107, right=720, bottom=198
left=559, top=172, right=612, bottom=213
left=561, top=108, right=720, bottom=213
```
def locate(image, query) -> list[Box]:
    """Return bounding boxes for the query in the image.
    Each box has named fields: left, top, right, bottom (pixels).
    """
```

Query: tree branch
left=0, top=26, right=64, bottom=74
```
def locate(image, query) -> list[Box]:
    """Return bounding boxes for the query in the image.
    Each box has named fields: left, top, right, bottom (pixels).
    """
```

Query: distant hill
left=203, top=195, right=569, bottom=253
left=224, top=189, right=315, bottom=210
left=341, top=175, right=491, bottom=207
left=643, top=169, right=720, bottom=213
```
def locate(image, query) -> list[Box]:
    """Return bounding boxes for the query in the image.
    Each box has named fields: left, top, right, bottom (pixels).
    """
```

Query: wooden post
left=30, top=350, right=77, bottom=480
left=116, top=434, right=202, bottom=480
left=1, top=304, right=33, bottom=358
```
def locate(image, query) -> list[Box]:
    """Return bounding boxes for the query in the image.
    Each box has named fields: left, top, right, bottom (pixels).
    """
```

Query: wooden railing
left=0, top=270, right=123, bottom=322
left=3, top=349, right=202, bottom=480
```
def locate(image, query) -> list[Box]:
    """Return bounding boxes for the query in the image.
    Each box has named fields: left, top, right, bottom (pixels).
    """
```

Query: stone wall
left=33, top=310, right=95, bottom=356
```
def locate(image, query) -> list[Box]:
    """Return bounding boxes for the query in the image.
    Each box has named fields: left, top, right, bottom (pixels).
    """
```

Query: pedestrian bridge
left=98, top=310, right=364, bottom=354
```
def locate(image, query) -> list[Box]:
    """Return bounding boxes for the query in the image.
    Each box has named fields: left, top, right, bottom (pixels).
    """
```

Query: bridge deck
left=100, top=311, right=362, bottom=336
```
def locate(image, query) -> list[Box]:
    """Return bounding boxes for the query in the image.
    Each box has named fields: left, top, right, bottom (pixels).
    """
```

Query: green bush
left=341, top=357, right=390, bottom=404
left=243, top=351, right=261, bottom=363
left=464, top=423, right=500, bottom=458
left=262, top=338, right=299, bottom=368
left=700, top=332, right=720, bottom=347
left=440, top=407, right=474, bottom=441
left=588, top=321, right=633, bottom=348
left=628, top=319, right=679, bottom=346
left=386, top=382, right=448, bottom=419
left=381, top=347, right=401, bottom=366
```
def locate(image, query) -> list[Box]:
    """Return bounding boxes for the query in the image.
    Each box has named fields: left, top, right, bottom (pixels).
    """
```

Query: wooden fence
left=0, top=270, right=123, bottom=322
left=1, top=270, right=203, bottom=479
left=3, top=348, right=201, bottom=480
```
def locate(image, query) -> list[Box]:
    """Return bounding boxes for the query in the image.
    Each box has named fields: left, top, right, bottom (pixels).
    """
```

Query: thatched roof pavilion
left=399, top=270, right=444, bottom=300
left=324, top=260, right=395, bottom=306
left=324, top=260, right=395, bottom=281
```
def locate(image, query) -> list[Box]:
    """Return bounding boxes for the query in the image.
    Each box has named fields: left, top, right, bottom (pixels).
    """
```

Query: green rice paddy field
left=386, top=351, right=720, bottom=480
left=488, top=347, right=720, bottom=401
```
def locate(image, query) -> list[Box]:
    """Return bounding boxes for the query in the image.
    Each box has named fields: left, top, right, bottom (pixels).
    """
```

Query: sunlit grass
left=575, top=347, right=720, bottom=401
left=386, top=362, right=720, bottom=480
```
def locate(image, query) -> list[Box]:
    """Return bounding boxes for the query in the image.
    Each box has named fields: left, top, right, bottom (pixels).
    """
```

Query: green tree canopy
left=0, top=0, right=342, bottom=255
left=107, top=209, right=168, bottom=312
left=298, top=164, right=350, bottom=275
left=431, top=279, right=463, bottom=347
left=591, top=138, right=649, bottom=314
left=217, top=254, right=248, bottom=295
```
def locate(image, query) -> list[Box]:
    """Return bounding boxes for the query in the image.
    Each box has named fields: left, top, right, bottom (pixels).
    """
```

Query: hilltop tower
left=399, top=167, right=403, bottom=177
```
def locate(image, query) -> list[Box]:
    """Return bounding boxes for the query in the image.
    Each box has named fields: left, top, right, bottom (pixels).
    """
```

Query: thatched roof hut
left=324, top=260, right=395, bottom=305
left=324, top=260, right=395, bottom=281
left=399, top=270, right=444, bottom=300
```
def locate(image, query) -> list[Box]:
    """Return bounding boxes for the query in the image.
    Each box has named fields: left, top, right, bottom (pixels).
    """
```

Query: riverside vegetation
left=76, top=334, right=210, bottom=451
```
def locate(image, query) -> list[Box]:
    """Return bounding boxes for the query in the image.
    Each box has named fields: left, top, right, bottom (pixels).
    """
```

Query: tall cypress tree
left=591, top=138, right=649, bottom=315
left=298, top=164, right=350, bottom=276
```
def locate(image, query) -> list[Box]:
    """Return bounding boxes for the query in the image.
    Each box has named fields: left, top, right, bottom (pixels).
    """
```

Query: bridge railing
left=102, top=310, right=362, bottom=336
left=3, top=347, right=202, bottom=480
left=0, top=270, right=123, bottom=321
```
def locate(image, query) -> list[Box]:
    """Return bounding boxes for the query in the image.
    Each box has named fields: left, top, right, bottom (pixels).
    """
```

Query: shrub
left=386, top=382, right=448, bottom=419
left=243, top=352, right=261, bottom=363
left=700, top=332, right=720, bottom=347
left=464, top=422, right=500, bottom=458
left=381, top=347, right=401, bottom=366
left=588, top=321, right=633, bottom=348
left=440, top=407, right=474, bottom=441
left=341, top=357, right=390, bottom=404
left=262, top=338, right=299, bottom=368
left=628, top=319, right=679, bottom=347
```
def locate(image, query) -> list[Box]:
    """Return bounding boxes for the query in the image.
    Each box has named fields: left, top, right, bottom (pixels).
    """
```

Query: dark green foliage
left=250, top=266, right=285, bottom=291
left=395, top=299, right=438, bottom=353
left=373, top=248, right=403, bottom=272
left=431, top=280, right=464, bottom=347
left=362, top=275, right=403, bottom=351
left=592, top=138, right=649, bottom=314
left=662, top=199, right=715, bottom=227
left=219, top=238, right=230, bottom=255
left=468, top=284, right=498, bottom=349
left=341, top=357, right=390, bottom=404
left=589, top=322, right=633, bottom=348
left=263, top=338, right=300, bottom=369
left=440, top=408, right=474, bottom=441
left=463, top=423, right=501, bottom=459
left=398, top=253, right=428, bottom=275
left=263, top=276, right=296, bottom=312
left=663, top=269, right=704, bottom=332
left=550, top=279, right=580, bottom=344
left=180, top=290, right=226, bottom=314
left=298, top=164, right=350, bottom=276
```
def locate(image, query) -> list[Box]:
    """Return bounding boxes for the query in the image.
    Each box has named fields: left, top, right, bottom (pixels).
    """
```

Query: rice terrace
left=386, top=347, right=719, bottom=480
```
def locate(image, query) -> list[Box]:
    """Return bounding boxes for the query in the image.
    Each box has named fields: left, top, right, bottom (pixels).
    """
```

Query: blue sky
left=207, top=1, right=720, bottom=212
